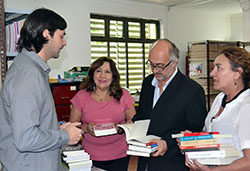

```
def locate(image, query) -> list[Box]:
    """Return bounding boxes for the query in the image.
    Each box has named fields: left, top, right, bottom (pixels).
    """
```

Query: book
left=118, top=119, right=161, bottom=147
left=62, top=144, right=92, bottom=171
left=127, top=150, right=151, bottom=157
left=180, top=138, right=233, bottom=147
left=193, top=156, right=241, bottom=165
left=128, top=144, right=158, bottom=153
left=180, top=143, right=221, bottom=150
left=179, top=134, right=232, bottom=141
left=63, top=155, right=90, bottom=163
left=171, top=132, right=220, bottom=138
left=62, top=143, right=83, bottom=151
left=93, top=123, right=117, bottom=137
left=181, top=147, right=220, bottom=153
left=63, top=149, right=88, bottom=156
left=181, top=138, right=217, bottom=146
left=127, top=135, right=161, bottom=147
left=186, top=147, right=240, bottom=159
left=68, top=160, right=92, bottom=167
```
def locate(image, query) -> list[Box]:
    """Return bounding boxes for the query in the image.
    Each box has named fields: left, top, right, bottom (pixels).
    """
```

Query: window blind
left=90, top=14, right=160, bottom=93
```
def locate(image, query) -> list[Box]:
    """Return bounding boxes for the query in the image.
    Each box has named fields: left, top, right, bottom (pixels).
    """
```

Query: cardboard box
left=218, top=45, right=234, bottom=53
left=190, top=44, right=219, bottom=52
left=189, top=51, right=219, bottom=59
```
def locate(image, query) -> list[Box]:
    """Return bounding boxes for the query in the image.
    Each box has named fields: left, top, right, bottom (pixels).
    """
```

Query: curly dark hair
left=17, top=8, right=67, bottom=53
left=80, top=57, right=123, bottom=102
left=220, top=47, right=250, bottom=88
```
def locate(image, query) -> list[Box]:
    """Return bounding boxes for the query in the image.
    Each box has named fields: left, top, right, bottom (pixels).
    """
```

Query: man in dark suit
left=133, top=39, right=207, bottom=171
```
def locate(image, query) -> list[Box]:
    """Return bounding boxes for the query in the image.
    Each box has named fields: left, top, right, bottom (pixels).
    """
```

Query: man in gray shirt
left=0, top=8, right=83, bottom=171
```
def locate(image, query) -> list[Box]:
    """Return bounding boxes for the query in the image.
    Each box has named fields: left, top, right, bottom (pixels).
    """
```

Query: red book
left=180, top=144, right=220, bottom=150
left=171, top=132, right=220, bottom=138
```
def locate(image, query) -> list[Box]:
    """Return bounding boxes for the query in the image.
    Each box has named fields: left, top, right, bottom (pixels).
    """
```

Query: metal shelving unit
left=186, top=40, right=241, bottom=110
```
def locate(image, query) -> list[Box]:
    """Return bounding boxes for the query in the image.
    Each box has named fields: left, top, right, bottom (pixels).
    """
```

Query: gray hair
left=150, top=38, right=180, bottom=62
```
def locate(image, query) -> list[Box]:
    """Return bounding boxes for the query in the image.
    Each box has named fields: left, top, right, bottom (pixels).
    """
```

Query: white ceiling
left=117, top=0, right=242, bottom=14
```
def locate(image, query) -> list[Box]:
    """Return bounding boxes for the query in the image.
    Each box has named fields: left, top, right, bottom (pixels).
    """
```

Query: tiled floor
left=128, top=156, right=138, bottom=171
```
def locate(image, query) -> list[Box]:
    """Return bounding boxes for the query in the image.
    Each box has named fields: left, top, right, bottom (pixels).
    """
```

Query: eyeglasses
left=146, top=60, right=172, bottom=72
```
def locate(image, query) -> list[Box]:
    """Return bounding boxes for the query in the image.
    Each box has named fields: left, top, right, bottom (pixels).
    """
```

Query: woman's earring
left=234, top=79, right=237, bottom=85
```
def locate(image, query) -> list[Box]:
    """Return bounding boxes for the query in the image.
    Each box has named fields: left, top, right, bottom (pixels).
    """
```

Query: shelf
left=2, top=9, right=31, bottom=75
left=187, top=40, right=242, bottom=110
left=6, top=52, right=17, bottom=56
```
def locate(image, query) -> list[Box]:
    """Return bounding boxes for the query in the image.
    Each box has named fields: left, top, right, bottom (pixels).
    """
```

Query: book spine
left=180, top=134, right=232, bottom=141
left=179, top=134, right=214, bottom=141
left=181, top=147, right=219, bottom=153
left=183, top=132, right=220, bottom=137
left=127, top=150, right=150, bottom=157
left=171, top=132, right=220, bottom=138
left=146, top=142, right=158, bottom=147
left=180, top=138, right=218, bottom=147
left=186, top=150, right=226, bottom=159
left=180, top=144, right=220, bottom=150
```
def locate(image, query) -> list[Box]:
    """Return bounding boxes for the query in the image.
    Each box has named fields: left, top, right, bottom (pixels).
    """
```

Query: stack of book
left=172, top=132, right=241, bottom=165
left=127, top=142, right=159, bottom=157
left=62, top=144, right=92, bottom=171
left=117, top=119, right=161, bottom=157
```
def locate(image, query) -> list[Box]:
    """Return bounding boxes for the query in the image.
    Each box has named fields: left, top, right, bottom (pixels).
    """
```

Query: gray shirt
left=0, top=49, right=69, bottom=171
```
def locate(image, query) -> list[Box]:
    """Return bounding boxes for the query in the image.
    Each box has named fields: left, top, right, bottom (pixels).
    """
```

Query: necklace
left=94, top=91, right=109, bottom=102
left=97, top=95, right=105, bottom=101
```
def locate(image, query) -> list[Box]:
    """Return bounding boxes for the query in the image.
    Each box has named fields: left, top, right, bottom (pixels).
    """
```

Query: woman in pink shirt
left=70, top=57, right=136, bottom=171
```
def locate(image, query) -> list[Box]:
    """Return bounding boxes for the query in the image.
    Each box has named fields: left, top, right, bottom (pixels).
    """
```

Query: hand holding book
left=116, top=120, right=133, bottom=135
left=150, top=139, right=167, bottom=157
left=172, top=131, right=240, bottom=166
left=81, top=122, right=95, bottom=136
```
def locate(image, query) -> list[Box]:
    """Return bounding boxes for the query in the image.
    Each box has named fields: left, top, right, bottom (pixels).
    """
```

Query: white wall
left=5, top=0, right=242, bottom=78
left=231, top=14, right=243, bottom=41
left=167, top=7, right=242, bottom=73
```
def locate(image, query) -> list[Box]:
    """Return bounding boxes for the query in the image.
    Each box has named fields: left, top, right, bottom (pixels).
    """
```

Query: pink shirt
left=71, top=89, right=135, bottom=161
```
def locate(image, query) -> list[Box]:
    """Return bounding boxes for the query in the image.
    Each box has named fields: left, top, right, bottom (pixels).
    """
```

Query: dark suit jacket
left=133, top=70, right=207, bottom=171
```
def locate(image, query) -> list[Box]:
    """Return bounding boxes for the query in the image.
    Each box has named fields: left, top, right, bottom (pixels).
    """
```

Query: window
left=90, top=14, right=160, bottom=93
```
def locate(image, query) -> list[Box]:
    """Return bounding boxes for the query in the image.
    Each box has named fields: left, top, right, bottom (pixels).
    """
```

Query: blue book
left=179, top=134, right=232, bottom=141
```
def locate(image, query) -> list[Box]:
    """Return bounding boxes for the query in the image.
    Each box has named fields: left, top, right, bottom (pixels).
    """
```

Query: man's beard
left=155, top=68, right=173, bottom=81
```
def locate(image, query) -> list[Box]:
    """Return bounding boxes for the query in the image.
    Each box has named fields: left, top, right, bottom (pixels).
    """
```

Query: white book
left=127, top=150, right=151, bottom=157
left=186, top=147, right=240, bottom=159
left=69, top=165, right=92, bottom=171
left=63, top=155, right=90, bottom=162
left=93, top=123, right=117, bottom=137
left=128, top=144, right=158, bottom=153
left=194, top=156, right=241, bottom=165
left=118, top=119, right=161, bottom=146
left=68, top=160, right=92, bottom=167
left=5, top=25, right=10, bottom=52
left=63, top=152, right=89, bottom=157
left=63, top=150, right=87, bottom=156
left=69, top=168, right=91, bottom=171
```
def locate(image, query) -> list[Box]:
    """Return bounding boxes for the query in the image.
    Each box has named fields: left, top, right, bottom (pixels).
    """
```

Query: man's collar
left=151, top=67, right=178, bottom=87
